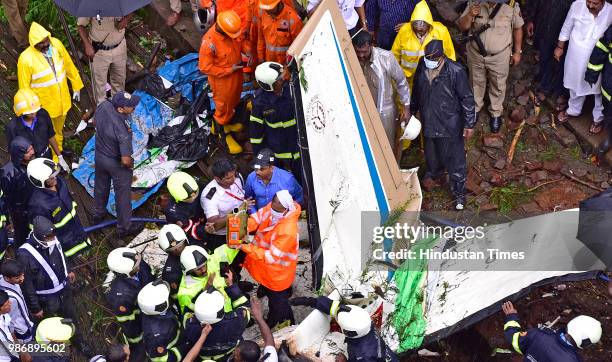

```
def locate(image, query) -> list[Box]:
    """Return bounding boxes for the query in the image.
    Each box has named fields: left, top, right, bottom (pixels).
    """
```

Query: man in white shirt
left=0, top=260, right=33, bottom=343
left=201, top=158, right=248, bottom=251
left=0, top=290, right=30, bottom=362
left=307, top=0, right=367, bottom=35
left=555, top=0, right=612, bottom=134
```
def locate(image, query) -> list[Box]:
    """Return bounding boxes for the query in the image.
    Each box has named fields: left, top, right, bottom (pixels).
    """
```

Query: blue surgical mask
left=43, top=46, right=53, bottom=58
left=424, top=58, right=439, bottom=69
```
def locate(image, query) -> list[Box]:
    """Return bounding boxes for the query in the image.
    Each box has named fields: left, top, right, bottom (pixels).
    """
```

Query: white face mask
left=424, top=58, right=440, bottom=69
left=270, top=209, right=285, bottom=225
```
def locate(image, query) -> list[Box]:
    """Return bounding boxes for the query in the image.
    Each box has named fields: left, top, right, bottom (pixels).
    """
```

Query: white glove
left=72, top=91, right=80, bottom=102
left=58, top=155, right=70, bottom=172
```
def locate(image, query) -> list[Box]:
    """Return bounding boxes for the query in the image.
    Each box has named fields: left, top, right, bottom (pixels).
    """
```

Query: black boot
left=489, top=116, right=503, bottom=133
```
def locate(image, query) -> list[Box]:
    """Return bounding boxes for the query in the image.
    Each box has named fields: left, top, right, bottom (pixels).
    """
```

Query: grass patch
left=537, top=143, right=559, bottom=162
left=514, top=140, right=526, bottom=154
left=489, top=184, right=533, bottom=214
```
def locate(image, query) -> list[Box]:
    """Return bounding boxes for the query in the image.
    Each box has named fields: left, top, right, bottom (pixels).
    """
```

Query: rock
left=553, top=127, right=578, bottom=147
left=466, top=170, right=483, bottom=194
left=526, top=115, right=538, bottom=126
left=490, top=171, right=504, bottom=186
left=494, top=159, right=506, bottom=170
left=510, top=106, right=527, bottom=123
left=562, top=309, right=573, bottom=315
left=514, top=82, right=528, bottom=97
left=507, top=120, right=522, bottom=131
left=539, top=114, right=550, bottom=125
left=525, top=161, right=543, bottom=171
left=542, top=160, right=562, bottom=173
left=480, top=182, right=493, bottom=192
left=480, top=203, right=498, bottom=211
left=534, top=181, right=588, bottom=210
left=587, top=173, right=607, bottom=183
left=532, top=170, right=548, bottom=182
left=554, top=284, right=567, bottom=291
left=517, top=95, right=530, bottom=106
left=571, top=166, right=588, bottom=178
left=418, top=349, right=441, bottom=357
left=483, top=134, right=504, bottom=149
left=601, top=182, right=610, bottom=189
left=467, top=149, right=483, bottom=163
left=524, top=177, right=533, bottom=188
left=521, top=202, right=541, bottom=214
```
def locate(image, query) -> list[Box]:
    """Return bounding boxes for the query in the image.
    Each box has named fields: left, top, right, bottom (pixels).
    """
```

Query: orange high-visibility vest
left=257, top=4, right=303, bottom=65
left=241, top=201, right=301, bottom=291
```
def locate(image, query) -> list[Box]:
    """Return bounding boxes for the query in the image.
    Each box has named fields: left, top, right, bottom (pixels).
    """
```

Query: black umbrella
left=577, top=187, right=612, bottom=269
left=53, top=0, right=152, bottom=17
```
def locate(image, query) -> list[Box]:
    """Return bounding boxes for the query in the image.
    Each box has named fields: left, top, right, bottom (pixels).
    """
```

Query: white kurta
left=559, top=0, right=612, bottom=96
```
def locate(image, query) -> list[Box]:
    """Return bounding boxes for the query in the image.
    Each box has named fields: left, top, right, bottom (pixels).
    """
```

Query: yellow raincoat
left=17, top=22, right=83, bottom=154
left=391, top=0, right=456, bottom=86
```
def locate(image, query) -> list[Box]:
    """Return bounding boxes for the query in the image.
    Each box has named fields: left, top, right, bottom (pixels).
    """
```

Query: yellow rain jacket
left=17, top=22, right=83, bottom=118
left=391, top=0, right=456, bottom=86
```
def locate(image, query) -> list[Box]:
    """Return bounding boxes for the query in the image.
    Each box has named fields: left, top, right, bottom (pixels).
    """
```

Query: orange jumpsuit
left=257, top=4, right=303, bottom=65
left=199, top=27, right=249, bottom=125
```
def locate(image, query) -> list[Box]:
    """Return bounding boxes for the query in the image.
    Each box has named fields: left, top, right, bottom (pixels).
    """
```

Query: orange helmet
left=259, top=0, right=281, bottom=10
left=217, top=10, right=241, bottom=39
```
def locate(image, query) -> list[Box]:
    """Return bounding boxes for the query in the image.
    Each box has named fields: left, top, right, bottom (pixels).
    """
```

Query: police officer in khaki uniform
left=77, top=15, right=132, bottom=105
left=457, top=0, right=524, bottom=133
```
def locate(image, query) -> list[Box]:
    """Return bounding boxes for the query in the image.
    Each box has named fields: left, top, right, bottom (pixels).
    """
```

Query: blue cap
left=111, top=91, right=141, bottom=108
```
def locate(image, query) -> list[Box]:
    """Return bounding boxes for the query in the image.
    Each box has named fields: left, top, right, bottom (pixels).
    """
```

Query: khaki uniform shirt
left=462, top=1, right=524, bottom=55
left=77, top=17, right=125, bottom=46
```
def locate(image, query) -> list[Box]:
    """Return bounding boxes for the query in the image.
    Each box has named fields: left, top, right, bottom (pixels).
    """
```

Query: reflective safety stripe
left=401, top=50, right=424, bottom=57
left=293, top=152, right=300, bottom=159
left=330, top=300, right=340, bottom=318
left=603, top=87, right=611, bottom=102
left=265, top=119, right=296, bottom=128
left=31, top=68, right=53, bottom=80
left=31, top=72, right=66, bottom=88
left=169, top=347, right=181, bottom=361
left=0, top=250, right=5, bottom=260
left=587, top=62, right=604, bottom=72
left=149, top=355, right=168, bottom=362
left=250, top=116, right=264, bottom=124
left=124, top=332, right=143, bottom=344
left=250, top=137, right=264, bottom=144
left=20, top=243, right=67, bottom=295
left=401, top=61, right=418, bottom=69
left=266, top=45, right=289, bottom=52
left=511, top=332, right=523, bottom=354
left=264, top=250, right=276, bottom=264
left=270, top=244, right=298, bottom=260
left=232, top=295, right=248, bottom=308
left=274, top=152, right=293, bottom=159
left=55, top=202, right=78, bottom=228
left=116, top=309, right=140, bottom=322
left=503, top=320, right=521, bottom=330
left=596, top=40, right=609, bottom=53
left=167, top=326, right=180, bottom=349
left=200, top=344, right=237, bottom=360
left=64, top=238, right=91, bottom=257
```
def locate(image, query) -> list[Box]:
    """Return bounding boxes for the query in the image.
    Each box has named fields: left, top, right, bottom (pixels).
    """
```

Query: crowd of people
left=0, top=0, right=608, bottom=361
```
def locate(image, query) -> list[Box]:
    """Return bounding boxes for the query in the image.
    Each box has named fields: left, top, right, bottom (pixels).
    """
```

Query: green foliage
left=514, top=140, right=526, bottom=154
left=537, top=143, right=559, bottom=162
left=26, top=0, right=79, bottom=45
left=569, top=145, right=582, bottom=161
left=64, top=137, right=84, bottom=155
left=490, top=184, right=533, bottom=214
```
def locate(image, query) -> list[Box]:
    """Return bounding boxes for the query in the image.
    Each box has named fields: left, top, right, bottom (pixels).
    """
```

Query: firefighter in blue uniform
left=0, top=136, right=36, bottom=247
left=157, top=224, right=190, bottom=306
left=16, top=216, right=90, bottom=357
left=250, top=62, right=301, bottom=183
left=290, top=296, right=399, bottom=362
left=501, top=301, right=602, bottom=361
left=26, top=158, right=90, bottom=259
left=163, top=172, right=206, bottom=247
left=182, top=269, right=250, bottom=361
left=106, top=247, right=154, bottom=361
left=137, top=279, right=184, bottom=362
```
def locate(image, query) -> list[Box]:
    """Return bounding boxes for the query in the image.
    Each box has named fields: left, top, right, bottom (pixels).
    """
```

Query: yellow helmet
left=14, top=88, right=41, bottom=116
left=167, top=171, right=199, bottom=202
left=36, top=317, right=75, bottom=343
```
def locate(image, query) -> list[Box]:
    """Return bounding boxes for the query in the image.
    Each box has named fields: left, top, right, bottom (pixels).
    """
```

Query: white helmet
left=567, top=315, right=602, bottom=349
left=107, top=247, right=140, bottom=275
left=336, top=305, right=371, bottom=339
left=255, top=62, right=283, bottom=92
left=194, top=1, right=216, bottom=34
left=158, top=224, right=188, bottom=251
left=137, top=280, right=170, bottom=315
left=194, top=289, right=226, bottom=324
left=400, top=116, right=422, bottom=141
left=27, top=158, right=59, bottom=188
left=37, top=317, right=75, bottom=342
left=180, top=245, right=209, bottom=274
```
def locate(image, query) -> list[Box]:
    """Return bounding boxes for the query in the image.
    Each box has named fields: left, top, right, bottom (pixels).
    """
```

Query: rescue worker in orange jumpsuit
left=199, top=10, right=252, bottom=154
left=257, top=0, right=303, bottom=65
left=237, top=189, right=300, bottom=330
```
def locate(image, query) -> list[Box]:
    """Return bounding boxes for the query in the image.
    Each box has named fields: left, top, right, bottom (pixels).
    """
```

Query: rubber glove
left=58, top=155, right=70, bottom=172
left=72, top=91, right=80, bottom=102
